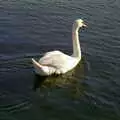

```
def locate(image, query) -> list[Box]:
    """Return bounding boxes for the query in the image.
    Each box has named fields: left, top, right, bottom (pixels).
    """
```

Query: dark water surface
left=0, top=0, right=120, bottom=120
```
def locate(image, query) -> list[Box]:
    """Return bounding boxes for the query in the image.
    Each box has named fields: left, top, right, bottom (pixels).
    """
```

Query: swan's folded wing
left=39, top=51, right=74, bottom=69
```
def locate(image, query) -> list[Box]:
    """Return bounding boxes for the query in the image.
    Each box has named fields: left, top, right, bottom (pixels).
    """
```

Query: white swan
left=32, top=19, right=87, bottom=76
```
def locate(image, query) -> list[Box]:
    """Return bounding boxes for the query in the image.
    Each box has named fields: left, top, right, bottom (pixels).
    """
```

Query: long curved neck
left=72, top=24, right=81, bottom=58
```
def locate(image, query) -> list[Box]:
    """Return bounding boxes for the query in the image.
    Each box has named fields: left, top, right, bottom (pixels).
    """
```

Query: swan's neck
left=72, top=24, right=81, bottom=58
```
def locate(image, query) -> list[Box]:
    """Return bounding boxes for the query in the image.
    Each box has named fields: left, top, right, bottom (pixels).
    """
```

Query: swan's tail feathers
left=32, top=58, right=42, bottom=68
left=32, top=58, right=48, bottom=76
left=32, top=58, right=43, bottom=74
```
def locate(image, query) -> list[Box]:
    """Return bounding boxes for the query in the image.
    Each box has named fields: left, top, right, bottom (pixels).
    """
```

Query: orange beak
left=83, top=22, right=88, bottom=27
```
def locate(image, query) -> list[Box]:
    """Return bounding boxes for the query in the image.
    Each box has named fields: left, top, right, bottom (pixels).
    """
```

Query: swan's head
left=74, top=19, right=87, bottom=28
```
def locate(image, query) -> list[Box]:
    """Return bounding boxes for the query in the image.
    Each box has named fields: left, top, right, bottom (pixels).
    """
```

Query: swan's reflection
left=33, top=57, right=86, bottom=93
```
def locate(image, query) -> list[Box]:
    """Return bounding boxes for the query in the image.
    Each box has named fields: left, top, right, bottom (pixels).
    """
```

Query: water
left=0, top=0, right=120, bottom=119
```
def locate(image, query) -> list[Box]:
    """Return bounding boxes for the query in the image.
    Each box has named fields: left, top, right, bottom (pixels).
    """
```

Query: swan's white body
left=32, top=19, right=87, bottom=76
left=32, top=51, right=80, bottom=76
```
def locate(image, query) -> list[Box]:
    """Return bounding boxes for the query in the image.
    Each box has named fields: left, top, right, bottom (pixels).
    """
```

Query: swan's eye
left=81, top=21, right=84, bottom=25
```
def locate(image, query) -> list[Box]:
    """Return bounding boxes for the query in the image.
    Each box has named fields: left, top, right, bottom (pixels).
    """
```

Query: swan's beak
left=82, top=20, right=88, bottom=27
left=83, top=22, right=88, bottom=27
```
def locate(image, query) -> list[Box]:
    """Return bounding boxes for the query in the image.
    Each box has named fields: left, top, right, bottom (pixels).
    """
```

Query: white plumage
left=32, top=19, right=87, bottom=76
